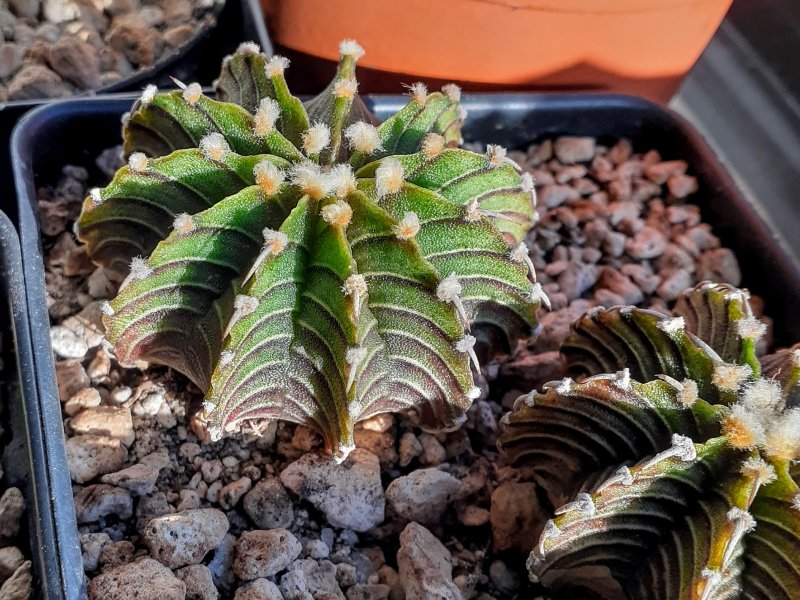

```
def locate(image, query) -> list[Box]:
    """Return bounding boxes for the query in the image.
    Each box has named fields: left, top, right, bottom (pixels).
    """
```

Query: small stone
left=354, top=429, right=398, bottom=467
left=490, top=482, right=541, bottom=554
left=0, top=547, right=23, bottom=585
left=696, top=248, right=742, bottom=286
left=347, top=584, right=391, bottom=600
left=0, top=43, right=23, bottom=79
left=88, top=558, right=186, bottom=600
left=386, top=469, right=462, bottom=524
left=234, top=578, right=283, bottom=600
left=80, top=533, right=111, bottom=573
left=50, top=325, right=89, bottom=359
left=74, top=484, right=132, bottom=524
left=70, top=406, right=135, bottom=446
left=554, top=136, right=595, bottom=163
left=501, top=350, right=564, bottom=390
left=539, top=184, right=579, bottom=208
left=397, top=523, right=461, bottom=600
left=0, top=489, right=24, bottom=544
left=106, top=15, right=161, bottom=66
left=335, top=561, right=357, bottom=587
left=208, top=533, right=236, bottom=592
left=305, top=539, right=330, bottom=560
left=625, top=226, right=668, bottom=260
left=64, top=387, right=102, bottom=416
left=667, top=173, right=699, bottom=198
left=280, top=559, right=344, bottom=600
left=360, top=413, right=394, bottom=432
left=8, top=0, right=39, bottom=19
left=242, top=478, right=294, bottom=530
left=0, top=561, right=32, bottom=600
left=234, top=529, right=301, bottom=580
left=176, top=564, right=219, bottom=600
left=489, top=561, right=519, bottom=593
left=458, top=505, right=490, bottom=527
left=219, top=476, right=252, bottom=510
left=656, top=269, right=693, bottom=302
left=101, top=463, right=159, bottom=495
left=142, top=509, right=229, bottom=569
left=48, top=37, right=101, bottom=89
left=66, top=434, right=127, bottom=483
left=8, top=64, right=68, bottom=100
left=280, top=449, right=384, bottom=532
left=557, top=263, right=599, bottom=300
left=99, top=540, right=136, bottom=572
left=86, top=347, right=112, bottom=379
left=417, top=433, right=446, bottom=466
left=597, top=268, right=644, bottom=305
left=398, top=432, right=422, bottom=468
left=200, top=457, right=222, bottom=482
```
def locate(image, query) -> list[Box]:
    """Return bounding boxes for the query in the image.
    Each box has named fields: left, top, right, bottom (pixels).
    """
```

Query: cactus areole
left=76, top=41, right=541, bottom=460
left=499, top=283, right=800, bottom=599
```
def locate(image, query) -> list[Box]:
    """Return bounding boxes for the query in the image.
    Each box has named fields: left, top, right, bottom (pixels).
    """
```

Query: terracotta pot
left=262, top=0, right=732, bottom=102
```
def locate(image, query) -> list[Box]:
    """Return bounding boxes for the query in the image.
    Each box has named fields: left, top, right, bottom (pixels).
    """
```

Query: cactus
left=498, top=282, right=800, bottom=599
left=76, top=41, right=541, bottom=458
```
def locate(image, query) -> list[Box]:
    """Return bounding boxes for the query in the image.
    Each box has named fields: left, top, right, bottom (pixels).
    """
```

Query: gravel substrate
left=0, top=0, right=221, bottom=100
left=37, top=136, right=764, bottom=600
left=0, top=381, right=33, bottom=597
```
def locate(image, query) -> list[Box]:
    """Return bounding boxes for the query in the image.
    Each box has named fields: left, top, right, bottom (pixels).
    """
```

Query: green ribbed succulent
left=499, top=282, right=800, bottom=600
left=76, top=40, right=541, bottom=458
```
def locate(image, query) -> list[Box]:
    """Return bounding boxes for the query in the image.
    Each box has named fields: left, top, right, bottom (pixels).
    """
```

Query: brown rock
left=88, top=558, right=185, bottom=600
left=490, top=482, right=542, bottom=553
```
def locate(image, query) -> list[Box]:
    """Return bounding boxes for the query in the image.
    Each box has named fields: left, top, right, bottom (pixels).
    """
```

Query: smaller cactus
left=499, top=282, right=800, bottom=600
left=76, top=41, right=541, bottom=459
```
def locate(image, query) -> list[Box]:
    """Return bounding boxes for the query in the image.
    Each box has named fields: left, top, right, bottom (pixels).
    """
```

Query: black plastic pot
left=8, top=92, right=800, bottom=598
left=0, top=210, right=83, bottom=599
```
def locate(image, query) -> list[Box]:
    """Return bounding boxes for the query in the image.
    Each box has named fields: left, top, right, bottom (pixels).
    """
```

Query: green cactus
left=76, top=40, right=541, bottom=458
left=498, top=282, right=800, bottom=600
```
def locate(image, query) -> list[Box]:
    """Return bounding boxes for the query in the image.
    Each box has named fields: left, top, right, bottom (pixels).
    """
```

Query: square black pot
left=8, top=92, right=800, bottom=599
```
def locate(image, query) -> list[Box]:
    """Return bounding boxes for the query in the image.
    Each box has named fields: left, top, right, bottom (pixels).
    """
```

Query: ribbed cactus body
left=77, top=41, right=541, bottom=458
left=499, top=283, right=800, bottom=599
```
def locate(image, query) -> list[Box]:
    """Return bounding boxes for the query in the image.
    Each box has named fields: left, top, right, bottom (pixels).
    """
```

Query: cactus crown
left=499, top=282, right=800, bottom=599
left=76, top=41, right=540, bottom=459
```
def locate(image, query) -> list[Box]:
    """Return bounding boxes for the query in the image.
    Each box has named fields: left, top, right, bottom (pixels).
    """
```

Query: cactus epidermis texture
left=76, top=41, right=541, bottom=459
left=499, top=282, right=800, bottom=600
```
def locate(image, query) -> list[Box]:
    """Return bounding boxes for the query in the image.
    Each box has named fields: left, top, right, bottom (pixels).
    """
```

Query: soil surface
left=37, top=136, right=762, bottom=600
left=0, top=0, right=220, bottom=100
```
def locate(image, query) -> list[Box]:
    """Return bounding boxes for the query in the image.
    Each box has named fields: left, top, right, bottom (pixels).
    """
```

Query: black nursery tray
left=8, top=92, right=800, bottom=599
left=0, top=211, right=82, bottom=600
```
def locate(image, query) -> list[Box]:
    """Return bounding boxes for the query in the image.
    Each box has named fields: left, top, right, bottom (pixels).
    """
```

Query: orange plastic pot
left=262, top=0, right=732, bottom=102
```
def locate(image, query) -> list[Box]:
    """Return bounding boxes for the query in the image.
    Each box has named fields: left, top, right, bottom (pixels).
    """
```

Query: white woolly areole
left=237, top=41, right=260, bottom=55
left=671, top=433, right=697, bottom=461
left=321, top=200, right=353, bottom=227
left=467, top=386, right=482, bottom=400
left=597, top=465, right=635, bottom=493
left=219, top=349, right=235, bottom=367
left=339, top=39, right=365, bottom=60
left=521, top=171, right=537, bottom=209
left=254, top=98, right=281, bottom=137
left=344, top=121, right=382, bottom=154
left=793, top=349, right=800, bottom=367
left=406, top=82, right=428, bottom=105
left=200, top=132, right=231, bottom=162
left=333, top=78, right=358, bottom=99
left=722, top=403, right=766, bottom=449
left=291, top=162, right=329, bottom=200
left=464, top=199, right=482, bottom=222
left=375, top=158, right=405, bottom=198
left=346, top=346, right=368, bottom=366
left=700, top=568, right=722, bottom=600
left=263, top=228, right=288, bottom=255
left=101, top=301, right=114, bottom=317
left=129, top=256, right=151, bottom=281
left=615, top=368, right=631, bottom=391
left=421, top=133, right=445, bottom=159
left=793, top=493, right=800, bottom=511
left=265, top=55, right=290, bottom=77
left=393, top=211, right=420, bottom=240
left=253, top=160, right=285, bottom=195
left=343, top=274, right=367, bottom=297
left=741, top=378, right=783, bottom=413
left=455, top=335, right=476, bottom=354
left=657, top=316, right=685, bottom=335
left=556, top=378, right=575, bottom=396
left=182, top=82, right=202, bottom=104
left=740, top=455, right=777, bottom=484
left=328, top=164, right=357, bottom=198
left=457, top=105, right=468, bottom=121
left=712, top=362, right=752, bottom=391
left=437, top=272, right=462, bottom=303
left=302, top=122, right=331, bottom=156
left=89, top=188, right=103, bottom=205
left=173, top=212, right=195, bottom=234
left=535, top=520, right=561, bottom=559
left=531, top=282, right=551, bottom=310
left=765, top=408, right=800, bottom=460
left=486, top=144, right=519, bottom=169
left=737, top=316, right=768, bottom=341
left=555, top=492, right=596, bottom=518
left=140, top=84, right=157, bottom=106
left=441, top=83, right=461, bottom=102
left=128, top=152, right=148, bottom=172
left=727, top=507, right=756, bottom=530
left=233, top=294, right=259, bottom=315
left=679, top=378, right=699, bottom=407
